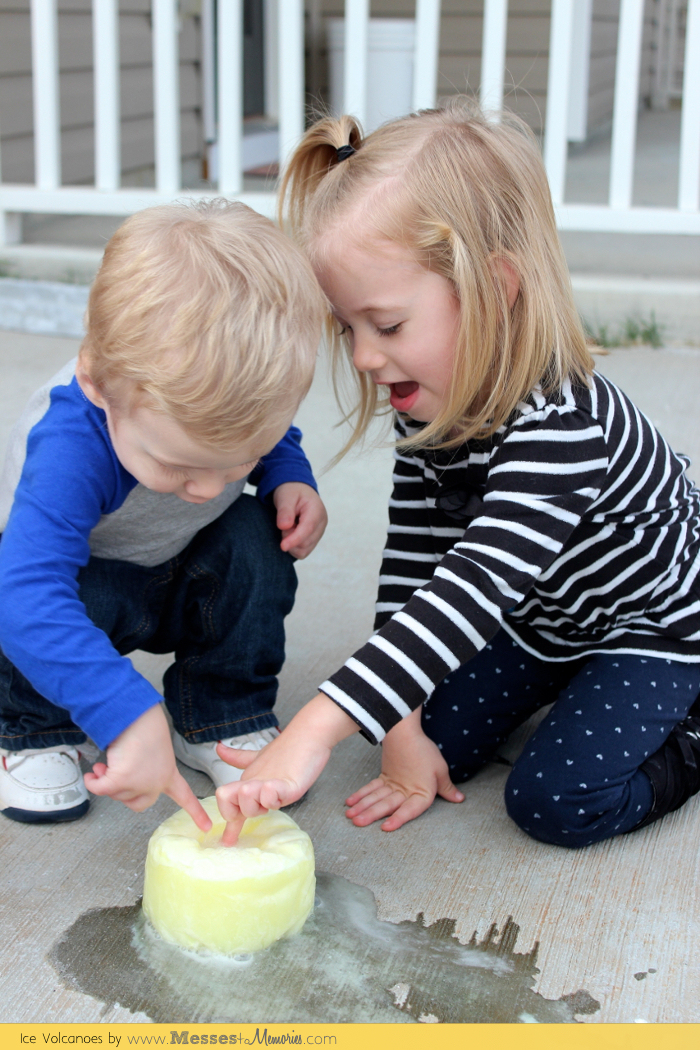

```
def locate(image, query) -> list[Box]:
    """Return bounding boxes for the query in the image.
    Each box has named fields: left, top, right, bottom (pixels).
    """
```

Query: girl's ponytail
left=278, top=115, right=363, bottom=238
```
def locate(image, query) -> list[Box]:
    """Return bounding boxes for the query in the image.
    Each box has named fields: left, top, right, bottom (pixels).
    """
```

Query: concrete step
left=1, top=217, right=699, bottom=345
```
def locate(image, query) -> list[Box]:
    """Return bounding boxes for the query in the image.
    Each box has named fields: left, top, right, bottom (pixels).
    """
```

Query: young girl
left=216, top=100, right=700, bottom=849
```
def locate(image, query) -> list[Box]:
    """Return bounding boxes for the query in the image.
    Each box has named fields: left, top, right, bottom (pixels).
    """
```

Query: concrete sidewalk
left=1, top=327, right=700, bottom=1023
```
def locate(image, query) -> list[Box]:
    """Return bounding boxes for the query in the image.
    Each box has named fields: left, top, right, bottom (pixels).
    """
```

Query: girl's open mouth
left=389, top=381, right=419, bottom=412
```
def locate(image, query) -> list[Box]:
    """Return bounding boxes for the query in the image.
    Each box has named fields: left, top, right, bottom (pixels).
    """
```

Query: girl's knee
left=504, top=767, right=603, bottom=849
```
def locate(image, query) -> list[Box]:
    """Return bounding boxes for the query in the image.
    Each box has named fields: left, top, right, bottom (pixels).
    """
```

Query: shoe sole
left=2, top=800, right=90, bottom=824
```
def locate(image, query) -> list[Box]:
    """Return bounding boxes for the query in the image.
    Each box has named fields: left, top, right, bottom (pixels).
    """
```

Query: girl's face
left=315, top=237, right=461, bottom=422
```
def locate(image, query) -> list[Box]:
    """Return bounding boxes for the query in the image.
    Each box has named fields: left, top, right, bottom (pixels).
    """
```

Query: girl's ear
left=490, top=255, right=521, bottom=309
left=76, top=352, right=108, bottom=409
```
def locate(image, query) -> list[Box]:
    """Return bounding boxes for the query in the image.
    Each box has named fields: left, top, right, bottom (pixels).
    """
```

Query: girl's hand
left=84, top=704, right=212, bottom=832
left=272, top=482, right=328, bottom=559
left=215, top=693, right=358, bottom=845
left=345, top=707, right=464, bottom=831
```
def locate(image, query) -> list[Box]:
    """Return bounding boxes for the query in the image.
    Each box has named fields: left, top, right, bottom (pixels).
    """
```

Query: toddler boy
left=0, top=199, right=327, bottom=829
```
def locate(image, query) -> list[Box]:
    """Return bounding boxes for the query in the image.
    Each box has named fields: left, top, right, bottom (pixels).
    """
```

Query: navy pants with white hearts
left=421, top=629, right=700, bottom=848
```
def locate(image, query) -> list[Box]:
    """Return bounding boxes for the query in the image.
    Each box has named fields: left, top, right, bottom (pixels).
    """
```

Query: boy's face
left=79, top=370, right=287, bottom=503
left=106, top=405, right=286, bottom=503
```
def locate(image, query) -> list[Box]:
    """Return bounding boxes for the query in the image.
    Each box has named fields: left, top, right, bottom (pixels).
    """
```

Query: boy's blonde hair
left=280, top=99, right=594, bottom=450
left=81, top=199, right=326, bottom=450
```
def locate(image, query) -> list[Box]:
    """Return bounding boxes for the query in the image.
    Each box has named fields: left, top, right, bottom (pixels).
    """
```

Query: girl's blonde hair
left=81, top=199, right=326, bottom=450
left=279, top=99, right=593, bottom=450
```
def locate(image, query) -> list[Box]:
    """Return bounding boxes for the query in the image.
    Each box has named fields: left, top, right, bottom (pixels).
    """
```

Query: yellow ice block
left=142, top=796, right=315, bottom=955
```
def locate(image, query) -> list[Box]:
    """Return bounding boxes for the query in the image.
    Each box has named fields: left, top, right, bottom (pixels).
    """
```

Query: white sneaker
left=172, top=726, right=280, bottom=787
left=0, top=746, right=90, bottom=824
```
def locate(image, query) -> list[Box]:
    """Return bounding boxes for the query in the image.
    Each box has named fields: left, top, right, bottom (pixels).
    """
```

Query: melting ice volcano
left=50, top=871, right=599, bottom=1023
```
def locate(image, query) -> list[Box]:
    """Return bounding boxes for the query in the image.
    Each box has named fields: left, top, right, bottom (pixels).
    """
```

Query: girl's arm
left=320, top=406, right=608, bottom=747
left=344, top=706, right=464, bottom=830
left=215, top=693, right=359, bottom=845
left=218, top=404, right=608, bottom=836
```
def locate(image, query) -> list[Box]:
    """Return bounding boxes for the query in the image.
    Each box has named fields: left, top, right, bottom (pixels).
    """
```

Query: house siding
left=0, top=0, right=202, bottom=186
left=0, top=1, right=672, bottom=187
left=314, top=0, right=659, bottom=136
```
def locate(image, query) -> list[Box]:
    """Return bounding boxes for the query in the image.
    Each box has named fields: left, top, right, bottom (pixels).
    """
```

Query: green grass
left=584, top=312, right=665, bottom=350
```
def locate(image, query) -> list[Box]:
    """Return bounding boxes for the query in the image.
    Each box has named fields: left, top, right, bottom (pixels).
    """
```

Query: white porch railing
left=0, top=0, right=698, bottom=246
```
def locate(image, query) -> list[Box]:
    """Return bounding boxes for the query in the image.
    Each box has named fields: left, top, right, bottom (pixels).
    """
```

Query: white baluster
left=413, top=0, right=441, bottom=112
left=93, top=0, right=120, bottom=192
left=480, top=0, right=508, bottom=116
left=152, top=0, right=180, bottom=195
left=344, top=0, right=369, bottom=125
left=608, top=0, right=644, bottom=209
left=678, top=0, right=700, bottom=212
left=31, top=0, right=61, bottom=189
left=278, top=0, right=305, bottom=166
left=544, top=0, right=575, bottom=206
left=201, top=0, right=216, bottom=150
left=218, top=0, right=243, bottom=194
left=0, top=212, right=22, bottom=247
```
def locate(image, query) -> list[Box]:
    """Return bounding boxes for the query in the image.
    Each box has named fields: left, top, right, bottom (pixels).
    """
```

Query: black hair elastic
left=336, top=144, right=356, bottom=162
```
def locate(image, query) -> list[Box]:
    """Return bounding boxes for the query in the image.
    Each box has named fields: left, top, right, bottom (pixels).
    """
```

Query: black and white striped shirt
left=321, top=372, right=700, bottom=744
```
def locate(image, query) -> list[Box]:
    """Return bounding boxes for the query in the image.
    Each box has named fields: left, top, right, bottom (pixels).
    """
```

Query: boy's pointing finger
left=167, top=773, right=212, bottom=832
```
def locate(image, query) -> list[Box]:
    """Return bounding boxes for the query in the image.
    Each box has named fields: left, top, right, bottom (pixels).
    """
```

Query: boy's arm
left=0, top=389, right=205, bottom=824
left=85, top=704, right=212, bottom=831
left=272, top=482, right=327, bottom=559
left=215, top=693, right=359, bottom=844
left=0, top=472, right=211, bottom=826
left=249, top=425, right=316, bottom=501
left=0, top=460, right=160, bottom=751
left=251, top=424, right=327, bottom=559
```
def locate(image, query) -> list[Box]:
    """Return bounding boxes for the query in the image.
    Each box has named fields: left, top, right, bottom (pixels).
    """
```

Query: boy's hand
left=272, top=482, right=328, bottom=559
left=84, top=704, right=212, bottom=832
left=344, top=707, right=464, bottom=832
left=215, top=693, right=358, bottom=845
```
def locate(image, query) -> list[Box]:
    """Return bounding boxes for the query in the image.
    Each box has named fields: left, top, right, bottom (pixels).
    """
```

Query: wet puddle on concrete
left=50, top=871, right=599, bottom=1023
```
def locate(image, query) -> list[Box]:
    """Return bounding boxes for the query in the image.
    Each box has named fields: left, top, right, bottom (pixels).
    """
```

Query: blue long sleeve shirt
left=0, top=368, right=317, bottom=749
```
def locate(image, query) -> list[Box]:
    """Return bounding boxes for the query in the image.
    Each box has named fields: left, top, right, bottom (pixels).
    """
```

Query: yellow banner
left=1, top=1024, right=699, bottom=1050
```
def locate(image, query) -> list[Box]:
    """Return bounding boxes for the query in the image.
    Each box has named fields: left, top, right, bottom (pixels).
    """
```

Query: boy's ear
left=76, top=355, right=108, bottom=409
left=490, top=255, right=521, bottom=310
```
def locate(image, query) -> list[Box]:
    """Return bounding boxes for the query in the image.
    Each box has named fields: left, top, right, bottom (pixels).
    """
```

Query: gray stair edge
left=1, top=254, right=698, bottom=345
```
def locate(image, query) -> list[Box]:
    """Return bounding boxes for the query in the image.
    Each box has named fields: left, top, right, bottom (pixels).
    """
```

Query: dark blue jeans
left=0, top=494, right=297, bottom=751
left=422, top=628, right=700, bottom=848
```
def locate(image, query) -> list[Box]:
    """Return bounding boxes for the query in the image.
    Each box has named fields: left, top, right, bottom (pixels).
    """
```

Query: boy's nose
left=184, top=473, right=227, bottom=500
